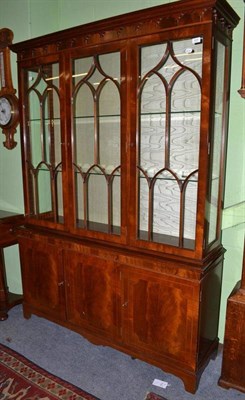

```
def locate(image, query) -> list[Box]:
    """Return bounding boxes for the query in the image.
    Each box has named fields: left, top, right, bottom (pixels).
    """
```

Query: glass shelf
left=37, top=165, right=199, bottom=180
left=75, top=170, right=121, bottom=176
left=140, top=110, right=200, bottom=115
left=76, top=219, right=120, bottom=235
left=138, top=174, right=198, bottom=182
left=31, top=213, right=64, bottom=224
left=28, top=111, right=204, bottom=122
left=28, top=114, right=122, bottom=122
left=74, top=164, right=120, bottom=175
left=138, top=230, right=195, bottom=250
left=34, top=167, right=62, bottom=172
left=28, top=117, right=61, bottom=123
left=74, top=114, right=120, bottom=119
left=138, top=166, right=198, bottom=181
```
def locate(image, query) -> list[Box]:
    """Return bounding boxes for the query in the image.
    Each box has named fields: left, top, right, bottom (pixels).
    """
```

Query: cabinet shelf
left=138, top=230, right=195, bottom=250
left=75, top=170, right=120, bottom=176
left=76, top=219, right=120, bottom=235
left=74, top=114, right=120, bottom=120
left=28, top=111, right=204, bottom=123
left=28, top=114, right=121, bottom=122
left=28, top=118, right=60, bottom=123
left=36, top=167, right=120, bottom=176
left=37, top=167, right=200, bottom=181
left=141, top=110, right=200, bottom=115
left=138, top=173, right=198, bottom=182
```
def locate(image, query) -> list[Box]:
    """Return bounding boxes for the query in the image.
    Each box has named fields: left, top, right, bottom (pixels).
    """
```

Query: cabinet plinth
left=11, top=0, right=239, bottom=394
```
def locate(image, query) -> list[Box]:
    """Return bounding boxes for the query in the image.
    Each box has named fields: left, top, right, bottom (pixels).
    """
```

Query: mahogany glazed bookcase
left=10, top=0, right=239, bottom=393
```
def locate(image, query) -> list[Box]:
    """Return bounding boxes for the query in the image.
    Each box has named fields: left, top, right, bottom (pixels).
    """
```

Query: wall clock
left=0, top=28, right=19, bottom=149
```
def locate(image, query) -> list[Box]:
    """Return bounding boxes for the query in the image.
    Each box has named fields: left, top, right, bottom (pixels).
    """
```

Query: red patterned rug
left=145, top=393, right=168, bottom=400
left=0, top=343, right=100, bottom=399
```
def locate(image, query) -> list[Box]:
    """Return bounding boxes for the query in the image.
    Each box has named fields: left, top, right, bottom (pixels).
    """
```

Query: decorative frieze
left=13, top=1, right=237, bottom=61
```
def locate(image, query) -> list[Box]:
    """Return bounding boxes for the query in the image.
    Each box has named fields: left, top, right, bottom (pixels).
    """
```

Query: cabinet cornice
left=11, top=0, right=239, bottom=61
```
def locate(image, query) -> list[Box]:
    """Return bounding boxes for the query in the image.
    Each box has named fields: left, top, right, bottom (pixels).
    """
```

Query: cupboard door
left=19, top=238, right=65, bottom=320
left=122, top=268, right=199, bottom=368
left=64, top=251, right=121, bottom=340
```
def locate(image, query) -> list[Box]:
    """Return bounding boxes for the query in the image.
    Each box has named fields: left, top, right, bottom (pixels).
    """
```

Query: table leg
left=0, top=248, right=8, bottom=320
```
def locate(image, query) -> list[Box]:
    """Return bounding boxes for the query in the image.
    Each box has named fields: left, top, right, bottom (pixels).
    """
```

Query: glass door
left=72, top=49, right=122, bottom=236
left=23, top=61, right=64, bottom=224
left=137, top=37, right=203, bottom=250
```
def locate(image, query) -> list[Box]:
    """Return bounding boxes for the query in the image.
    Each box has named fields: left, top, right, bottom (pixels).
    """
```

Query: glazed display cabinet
left=11, top=0, right=239, bottom=393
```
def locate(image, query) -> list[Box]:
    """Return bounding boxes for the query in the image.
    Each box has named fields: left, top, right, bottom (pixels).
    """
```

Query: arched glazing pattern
left=72, top=52, right=121, bottom=234
left=137, top=38, right=203, bottom=248
left=25, top=63, right=63, bottom=222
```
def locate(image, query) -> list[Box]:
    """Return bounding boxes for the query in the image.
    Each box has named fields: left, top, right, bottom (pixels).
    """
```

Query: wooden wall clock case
left=0, top=28, right=19, bottom=149
left=10, top=0, right=239, bottom=393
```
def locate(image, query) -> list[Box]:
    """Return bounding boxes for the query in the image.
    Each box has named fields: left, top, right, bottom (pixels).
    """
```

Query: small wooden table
left=0, top=210, right=24, bottom=320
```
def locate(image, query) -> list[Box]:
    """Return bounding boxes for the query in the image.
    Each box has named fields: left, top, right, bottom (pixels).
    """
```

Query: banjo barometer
left=0, top=28, right=19, bottom=149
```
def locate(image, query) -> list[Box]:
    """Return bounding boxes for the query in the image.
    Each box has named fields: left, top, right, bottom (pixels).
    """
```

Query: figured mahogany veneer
left=219, top=242, right=245, bottom=393
left=17, top=226, right=225, bottom=393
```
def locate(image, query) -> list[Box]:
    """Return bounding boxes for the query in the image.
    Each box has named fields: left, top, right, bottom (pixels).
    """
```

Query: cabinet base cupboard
left=11, top=0, right=239, bottom=393
left=18, top=228, right=224, bottom=393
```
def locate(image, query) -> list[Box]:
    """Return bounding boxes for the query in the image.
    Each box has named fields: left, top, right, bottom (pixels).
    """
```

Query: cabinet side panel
left=198, top=258, right=223, bottom=363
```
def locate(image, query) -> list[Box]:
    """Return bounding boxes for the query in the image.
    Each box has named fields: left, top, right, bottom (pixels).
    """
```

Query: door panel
left=122, top=268, right=199, bottom=368
left=64, top=250, right=121, bottom=340
left=19, top=238, right=65, bottom=320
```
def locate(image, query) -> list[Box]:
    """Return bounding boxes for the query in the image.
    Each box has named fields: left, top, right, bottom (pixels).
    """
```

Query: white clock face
left=0, top=97, right=12, bottom=126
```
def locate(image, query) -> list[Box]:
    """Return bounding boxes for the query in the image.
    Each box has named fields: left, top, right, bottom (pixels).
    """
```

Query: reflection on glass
left=206, top=41, right=225, bottom=245
left=138, top=38, right=203, bottom=248
left=72, top=51, right=121, bottom=234
left=25, top=63, right=63, bottom=223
